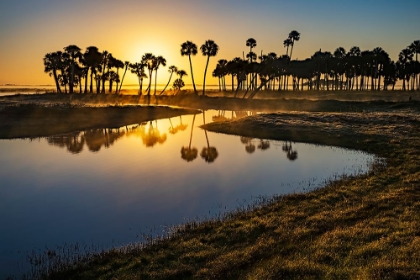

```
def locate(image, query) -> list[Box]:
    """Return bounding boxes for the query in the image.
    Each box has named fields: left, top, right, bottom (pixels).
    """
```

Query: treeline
left=214, top=34, right=420, bottom=98
left=43, top=40, right=219, bottom=96
left=44, top=34, right=420, bottom=98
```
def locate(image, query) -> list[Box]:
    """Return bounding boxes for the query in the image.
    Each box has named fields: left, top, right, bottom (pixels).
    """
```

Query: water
left=0, top=110, right=376, bottom=278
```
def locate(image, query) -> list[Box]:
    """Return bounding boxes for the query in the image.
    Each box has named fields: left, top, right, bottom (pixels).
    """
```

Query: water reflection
left=0, top=109, right=377, bottom=278
left=201, top=113, right=218, bottom=163
left=239, top=137, right=297, bottom=161
left=181, top=114, right=198, bottom=162
left=212, top=110, right=257, bottom=122
left=282, top=141, right=298, bottom=161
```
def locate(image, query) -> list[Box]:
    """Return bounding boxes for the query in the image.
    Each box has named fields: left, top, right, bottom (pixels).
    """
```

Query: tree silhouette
left=153, top=56, right=166, bottom=95
left=83, top=47, right=102, bottom=93
left=118, top=61, right=130, bottom=94
left=142, top=53, right=156, bottom=96
left=181, top=41, right=198, bottom=94
left=288, top=30, right=300, bottom=61
left=200, top=40, right=219, bottom=96
left=181, top=114, right=198, bottom=162
left=409, top=40, right=420, bottom=90
left=113, top=58, right=124, bottom=94
left=283, top=38, right=293, bottom=57
left=130, top=62, right=148, bottom=95
left=64, top=45, right=82, bottom=94
left=44, top=51, right=64, bottom=93
left=160, top=65, right=178, bottom=95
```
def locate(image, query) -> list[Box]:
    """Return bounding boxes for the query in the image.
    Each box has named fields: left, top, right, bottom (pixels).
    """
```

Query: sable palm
left=153, top=56, right=166, bottom=95
left=409, top=40, right=420, bottom=89
left=200, top=40, right=219, bottom=95
left=118, top=61, right=130, bottom=94
left=160, top=65, right=178, bottom=95
left=113, top=59, right=124, bottom=94
left=129, top=62, right=148, bottom=94
left=398, top=48, right=414, bottom=91
left=177, top=70, right=188, bottom=80
left=83, top=46, right=102, bottom=93
left=100, top=50, right=109, bottom=93
left=288, top=30, right=300, bottom=61
left=283, top=38, right=293, bottom=57
left=246, top=38, right=257, bottom=63
left=142, top=53, right=156, bottom=96
left=63, top=45, right=82, bottom=94
left=181, top=41, right=198, bottom=94
left=43, top=51, right=63, bottom=93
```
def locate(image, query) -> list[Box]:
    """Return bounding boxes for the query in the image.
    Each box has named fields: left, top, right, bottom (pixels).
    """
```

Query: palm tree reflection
left=47, top=128, right=126, bottom=154
left=201, top=112, right=219, bottom=163
left=139, top=121, right=167, bottom=147
left=282, top=141, right=298, bottom=161
left=181, top=114, right=198, bottom=162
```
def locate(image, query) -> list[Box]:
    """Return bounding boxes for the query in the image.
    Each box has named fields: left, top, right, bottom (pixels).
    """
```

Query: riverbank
left=36, top=92, right=419, bottom=279
left=4, top=91, right=420, bottom=279
left=0, top=104, right=198, bottom=139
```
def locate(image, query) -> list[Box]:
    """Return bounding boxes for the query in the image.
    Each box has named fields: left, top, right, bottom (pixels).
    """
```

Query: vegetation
left=0, top=103, right=198, bottom=139
left=1, top=90, right=419, bottom=279
left=44, top=36, right=420, bottom=98
left=15, top=91, right=415, bottom=279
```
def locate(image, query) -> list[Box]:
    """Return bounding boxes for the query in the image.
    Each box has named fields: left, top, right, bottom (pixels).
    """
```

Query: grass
left=3, top=90, right=420, bottom=279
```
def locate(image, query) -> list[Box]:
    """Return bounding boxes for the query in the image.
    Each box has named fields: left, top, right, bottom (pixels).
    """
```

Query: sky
left=0, top=0, right=419, bottom=86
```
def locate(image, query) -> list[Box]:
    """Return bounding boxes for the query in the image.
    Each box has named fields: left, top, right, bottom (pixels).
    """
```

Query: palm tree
left=181, top=114, right=198, bottom=162
left=398, top=48, right=414, bottom=91
left=153, top=56, right=166, bottom=95
left=181, top=41, right=198, bottom=94
left=214, top=59, right=228, bottom=91
left=200, top=40, right=219, bottom=95
left=142, top=53, right=156, bottom=96
left=288, top=30, right=300, bottom=61
left=63, top=45, right=82, bottom=94
left=43, top=51, right=64, bottom=93
left=177, top=69, right=188, bottom=80
left=283, top=38, right=293, bottom=57
left=100, top=50, right=109, bottom=93
left=160, top=65, right=178, bottom=95
left=129, top=62, right=147, bottom=94
left=348, top=46, right=361, bottom=90
left=113, top=58, right=124, bottom=94
left=83, top=46, right=102, bottom=94
left=246, top=38, right=257, bottom=62
left=118, top=61, right=130, bottom=94
left=409, top=40, right=420, bottom=90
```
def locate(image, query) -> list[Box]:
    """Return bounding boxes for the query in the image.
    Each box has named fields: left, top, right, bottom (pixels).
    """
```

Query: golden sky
left=0, top=0, right=419, bottom=86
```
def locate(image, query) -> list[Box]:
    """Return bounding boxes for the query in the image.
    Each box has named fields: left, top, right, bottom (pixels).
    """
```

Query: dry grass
left=4, top=91, right=420, bottom=279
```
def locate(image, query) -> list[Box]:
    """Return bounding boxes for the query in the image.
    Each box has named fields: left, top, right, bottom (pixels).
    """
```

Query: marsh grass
left=4, top=91, right=420, bottom=279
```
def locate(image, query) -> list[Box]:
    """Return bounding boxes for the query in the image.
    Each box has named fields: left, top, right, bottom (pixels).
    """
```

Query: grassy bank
left=31, top=92, right=419, bottom=279
left=0, top=104, right=198, bottom=139
left=3, top=91, right=420, bottom=279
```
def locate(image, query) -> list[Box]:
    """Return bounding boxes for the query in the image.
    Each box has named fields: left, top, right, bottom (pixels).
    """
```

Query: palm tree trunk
left=52, top=70, right=61, bottom=93
left=188, top=55, right=197, bottom=94
left=202, top=56, right=210, bottom=96
left=90, top=69, right=94, bottom=93
left=115, top=69, right=120, bottom=94
left=118, top=67, right=128, bottom=94
left=160, top=72, right=174, bottom=95
left=154, top=70, right=158, bottom=95
left=147, top=69, right=153, bottom=96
